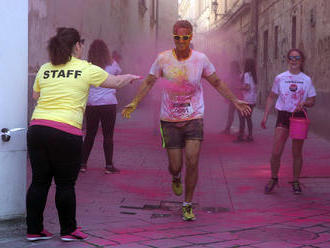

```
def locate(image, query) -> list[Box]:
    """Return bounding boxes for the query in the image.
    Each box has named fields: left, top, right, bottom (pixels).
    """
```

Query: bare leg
left=292, top=139, right=304, bottom=181
left=166, top=148, right=183, bottom=177
left=246, top=105, right=255, bottom=138
left=237, top=111, right=245, bottom=139
left=184, top=140, right=201, bottom=203
left=270, top=127, right=289, bottom=178
left=224, top=103, right=235, bottom=131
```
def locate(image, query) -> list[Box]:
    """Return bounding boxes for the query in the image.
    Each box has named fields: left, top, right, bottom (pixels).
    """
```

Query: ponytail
left=47, top=27, right=81, bottom=65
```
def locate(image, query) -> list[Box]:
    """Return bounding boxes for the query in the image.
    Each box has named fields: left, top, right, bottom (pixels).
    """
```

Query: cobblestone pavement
left=1, top=103, right=330, bottom=248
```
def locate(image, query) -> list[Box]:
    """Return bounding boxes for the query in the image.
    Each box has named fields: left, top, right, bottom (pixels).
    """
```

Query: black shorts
left=275, top=110, right=306, bottom=129
left=160, top=119, right=203, bottom=149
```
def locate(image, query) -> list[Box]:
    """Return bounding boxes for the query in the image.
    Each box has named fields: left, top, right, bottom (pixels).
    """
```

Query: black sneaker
left=292, top=181, right=302, bottom=194
left=105, top=165, right=120, bottom=174
left=264, top=178, right=279, bottom=194
left=80, top=164, right=87, bottom=173
left=233, top=136, right=244, bottom=143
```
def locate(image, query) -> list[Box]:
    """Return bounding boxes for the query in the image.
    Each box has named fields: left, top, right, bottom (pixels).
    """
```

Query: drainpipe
left=155, top=0, right=159, bottom=47
left=252, top=0, right=259, bottom=60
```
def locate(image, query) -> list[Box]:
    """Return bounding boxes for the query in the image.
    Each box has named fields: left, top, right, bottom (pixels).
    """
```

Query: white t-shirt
left=149, top=49, right=216, bottom=122
left=272, top=71, right=316, bottom=112
left=87, top=62, right=122, bottom=106
left=242, top=72, right=257, bottom=104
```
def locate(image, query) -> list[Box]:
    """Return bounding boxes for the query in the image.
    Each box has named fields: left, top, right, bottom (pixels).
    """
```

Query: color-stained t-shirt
left=242, top=72, right=257, bottom=104
left=149, top=49, right=216, bottom=122
left=87, top=62, right=122, bottom=106
left=32, top=56, right=108, bottom=129
left=272, top=71, right=316, bottom=112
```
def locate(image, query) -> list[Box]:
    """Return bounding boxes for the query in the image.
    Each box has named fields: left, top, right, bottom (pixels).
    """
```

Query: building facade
left=179, top=0, right=330, bottom=139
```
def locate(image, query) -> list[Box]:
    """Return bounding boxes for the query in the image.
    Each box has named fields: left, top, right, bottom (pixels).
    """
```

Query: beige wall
left=29, top=0, right=177, bottom=72
left=29, top=0, right=123, bottom=72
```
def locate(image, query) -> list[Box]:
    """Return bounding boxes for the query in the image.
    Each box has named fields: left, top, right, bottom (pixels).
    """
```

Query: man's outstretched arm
left=121, top=74, right=157, bottom=119
left=205, top=72, right=251, bottom=116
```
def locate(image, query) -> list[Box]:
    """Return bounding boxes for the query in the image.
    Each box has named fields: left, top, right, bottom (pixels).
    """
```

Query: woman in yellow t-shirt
left=26, top=27, right=138, bottom=242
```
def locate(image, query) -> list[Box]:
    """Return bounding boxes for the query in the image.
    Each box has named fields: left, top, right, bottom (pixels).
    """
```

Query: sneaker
left=233, top=136, right=244, bottom=143
left=104, top=165, right=120, bottom=174
left=80, top=165, right=87, bottom=173
left=182, top=205, right=196, bottom=221
left=172, top=176, right=183, bottom=196
left=61, top=228, right=88, bottom=242
left=264, top=178, right=279, bottom=194
left=292, top=181, right=302, bottom=194
left=246, top=136, right=254, bottom=142
left=26, top=229, right=53, bottom=241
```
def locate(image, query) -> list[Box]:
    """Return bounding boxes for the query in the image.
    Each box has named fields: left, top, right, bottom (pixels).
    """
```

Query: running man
left=122, top=20, right=250, bottom=221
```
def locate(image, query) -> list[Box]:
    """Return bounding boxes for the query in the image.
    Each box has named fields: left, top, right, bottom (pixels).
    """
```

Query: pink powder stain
left=158, top=78, right=196, bottom=96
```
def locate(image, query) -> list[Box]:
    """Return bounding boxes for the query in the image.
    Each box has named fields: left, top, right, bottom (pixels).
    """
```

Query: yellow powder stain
left=167, top=66, right=188, bottom=84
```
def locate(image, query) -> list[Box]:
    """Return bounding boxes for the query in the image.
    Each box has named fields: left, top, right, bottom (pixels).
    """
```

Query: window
left=263, top=30, right=269, bottom=65
left=274, top=26, right=279, bottom=59
left=292, top=16, right=296, bottom=48
left=150, top=0, right=156, bottom=28
left=138, top=0, right=147, bottom=18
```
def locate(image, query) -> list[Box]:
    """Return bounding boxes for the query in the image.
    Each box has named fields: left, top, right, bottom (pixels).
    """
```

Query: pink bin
left=289, top=110, right=310, bottom=140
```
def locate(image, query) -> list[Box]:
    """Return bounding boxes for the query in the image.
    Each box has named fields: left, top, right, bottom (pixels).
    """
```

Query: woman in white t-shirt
left=261, top=49, right=316, bottom=195
left=80, top=40, right=122, bottom=174
left=235, top=58, right=257, bottom=142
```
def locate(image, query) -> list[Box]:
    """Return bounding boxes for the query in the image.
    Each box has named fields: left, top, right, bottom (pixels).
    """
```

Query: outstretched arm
left=261, top=91, right=277, bottom=129
left=122, top=74, right=157, bottom=118
left=205, top=73, right=251, bottom=116
left=100, top=74, right=140, bottom=89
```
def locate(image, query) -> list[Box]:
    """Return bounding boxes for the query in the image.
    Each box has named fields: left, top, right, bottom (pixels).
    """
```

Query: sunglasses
left=173, top=35, right=191, bottom=41
left=79, top=39, right=85, bottom=45
left=288, top=55, right=301, bottom=61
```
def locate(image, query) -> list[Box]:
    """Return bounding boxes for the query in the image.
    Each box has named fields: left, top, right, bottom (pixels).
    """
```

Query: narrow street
left=2, top=105, right=330, bottom=248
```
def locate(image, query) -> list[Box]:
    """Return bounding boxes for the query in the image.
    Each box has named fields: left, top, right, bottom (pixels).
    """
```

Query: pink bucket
left=289, top=109, right=310, bottom=140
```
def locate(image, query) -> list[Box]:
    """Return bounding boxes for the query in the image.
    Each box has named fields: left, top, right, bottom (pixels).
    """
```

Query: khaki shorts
left=160, top=118, right=203, bottom=149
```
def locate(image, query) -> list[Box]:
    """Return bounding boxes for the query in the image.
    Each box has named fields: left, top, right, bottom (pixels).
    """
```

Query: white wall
left=0, top=0, right=28, bottom=219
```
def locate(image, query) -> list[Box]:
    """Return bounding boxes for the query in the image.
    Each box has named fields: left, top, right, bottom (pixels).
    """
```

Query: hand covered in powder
left=121, top=102, right=138, bottom=119
left=294, top=102, right=305, bottom=112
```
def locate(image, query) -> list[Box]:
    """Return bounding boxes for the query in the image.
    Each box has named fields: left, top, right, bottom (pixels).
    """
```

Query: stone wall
left=257, top=0, right=330, bottom=139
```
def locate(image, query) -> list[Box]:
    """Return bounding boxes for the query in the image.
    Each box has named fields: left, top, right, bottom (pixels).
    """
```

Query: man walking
left=122, top=20, right=250, bottom=221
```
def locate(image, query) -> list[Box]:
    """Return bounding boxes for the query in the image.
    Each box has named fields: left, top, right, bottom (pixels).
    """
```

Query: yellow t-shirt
left=32, top=57, right=108, bottom=129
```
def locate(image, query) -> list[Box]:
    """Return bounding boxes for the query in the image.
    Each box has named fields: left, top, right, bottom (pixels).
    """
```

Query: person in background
left=222, top=61, right=242, bottom=135
left=80, top=40, right=122, bottom=174
left=261, top=48, right=316, bottom=195
left=234, top=58, right=257, bottom=142
left=112, top=50, right=122, bottom=67
left=26, top=27, right=138, bottom=242
left=122, top=20, right=250, bottom=221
